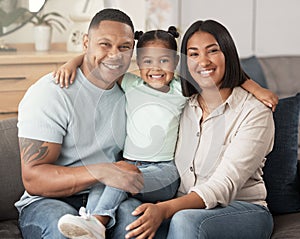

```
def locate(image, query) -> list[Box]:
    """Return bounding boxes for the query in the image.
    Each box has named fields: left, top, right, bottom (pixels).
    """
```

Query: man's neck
left=80, top=65, right=117, bottom=90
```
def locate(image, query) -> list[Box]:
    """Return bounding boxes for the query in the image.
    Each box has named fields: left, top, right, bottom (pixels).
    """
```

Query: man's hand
left=114, top=160, right=141, bottom=173
left=89, top=161, right=144, bottom=195
left=125, top=203, right=165, bottom=239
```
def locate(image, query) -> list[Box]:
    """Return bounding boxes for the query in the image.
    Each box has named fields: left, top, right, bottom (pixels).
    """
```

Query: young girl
left=56, top=26, right=278, bottom=239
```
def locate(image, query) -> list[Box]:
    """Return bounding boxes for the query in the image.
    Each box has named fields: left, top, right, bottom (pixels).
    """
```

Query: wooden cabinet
left=0, top=47, right=140, bottom=120
left=0, top=50, right=78, bottom=119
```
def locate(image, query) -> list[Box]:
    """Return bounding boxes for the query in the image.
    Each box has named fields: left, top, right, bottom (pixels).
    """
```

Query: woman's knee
left=168, top=210, right=201, bottom=239
left=171, top=210, right=190, bottom=226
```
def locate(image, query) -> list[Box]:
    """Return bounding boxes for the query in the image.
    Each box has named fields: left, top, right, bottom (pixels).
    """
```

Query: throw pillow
left=263, top=93, right=300, bottom=214
left=240, top=55, right=268, bottom=88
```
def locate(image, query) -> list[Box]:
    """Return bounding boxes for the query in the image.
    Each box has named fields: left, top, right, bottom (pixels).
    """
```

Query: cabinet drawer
left=0, top=113, right=17, bottom=120
left=0, top=64, right=57, bottom=91
left=0, top=49, right=79, bottom=120
left=0, top=91, right=26, bottom=113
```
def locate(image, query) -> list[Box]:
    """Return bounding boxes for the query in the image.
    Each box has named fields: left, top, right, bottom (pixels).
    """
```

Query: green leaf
left=29, top=11, right=67, bottom=32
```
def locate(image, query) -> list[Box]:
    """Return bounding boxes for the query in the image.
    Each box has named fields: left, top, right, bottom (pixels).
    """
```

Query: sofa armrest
left=0, top=118, right=24, bottom=221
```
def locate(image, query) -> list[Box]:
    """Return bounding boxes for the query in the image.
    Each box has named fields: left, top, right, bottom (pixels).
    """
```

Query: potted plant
left=29, top=11, right=67, bottom=51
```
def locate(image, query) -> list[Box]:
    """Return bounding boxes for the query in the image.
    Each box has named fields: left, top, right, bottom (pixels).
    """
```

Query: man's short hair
left=88, top=8, right=134, bottom=33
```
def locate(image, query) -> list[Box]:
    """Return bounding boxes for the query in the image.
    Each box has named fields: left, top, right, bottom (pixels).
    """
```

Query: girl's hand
left=53, top=64, right=76, bottom=88
left=125, top=203, right=165, bottom=239
left=52, top=54, right=84, bottom=88
left=253, top=88, right=279, bottom=112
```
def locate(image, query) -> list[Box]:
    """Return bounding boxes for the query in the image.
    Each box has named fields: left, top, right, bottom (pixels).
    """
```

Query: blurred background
left=1, top=0, right=300, bottom=57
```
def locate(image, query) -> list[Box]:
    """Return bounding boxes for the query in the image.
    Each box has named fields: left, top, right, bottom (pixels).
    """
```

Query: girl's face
left=186, top=31, right=225, bottom=90
left=137, top=41, right=179, bottom=92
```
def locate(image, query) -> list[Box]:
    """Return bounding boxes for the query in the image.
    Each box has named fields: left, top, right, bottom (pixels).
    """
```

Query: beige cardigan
left=175, top=87, right=274, bottom=209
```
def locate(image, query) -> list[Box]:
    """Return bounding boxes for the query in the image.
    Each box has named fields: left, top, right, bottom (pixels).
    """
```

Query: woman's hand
left=125, top=203, right=165, bottom=239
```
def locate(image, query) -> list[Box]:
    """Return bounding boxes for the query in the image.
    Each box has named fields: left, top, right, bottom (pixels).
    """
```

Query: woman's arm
left=125, top=192, right=205, bottom=239
left=53, top=54, right=84, bottom=88
left=241, top=79, right=278, bottom=111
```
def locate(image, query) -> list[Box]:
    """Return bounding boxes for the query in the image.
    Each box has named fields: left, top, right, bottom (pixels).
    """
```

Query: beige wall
left=2, top=0, right=300, bottom=57
left=2, top=0, right=146, bottom=46
left=181, top=0, right=300, bottom=57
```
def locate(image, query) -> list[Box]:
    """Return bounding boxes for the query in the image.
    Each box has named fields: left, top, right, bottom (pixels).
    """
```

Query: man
left=16, top=9, right=143, bottom=239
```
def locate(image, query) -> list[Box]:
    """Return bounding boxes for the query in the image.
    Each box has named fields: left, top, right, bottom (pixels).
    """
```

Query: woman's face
left=186, top=31, right=225, bottom=90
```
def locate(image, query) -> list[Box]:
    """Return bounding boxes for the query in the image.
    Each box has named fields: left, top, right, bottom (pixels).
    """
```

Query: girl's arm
left=242, top=79, right=278, bottom=112
left=53, top=54, right=84, bottom=88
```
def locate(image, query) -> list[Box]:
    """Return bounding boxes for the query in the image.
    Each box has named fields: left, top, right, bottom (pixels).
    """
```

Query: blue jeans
left=111, top=200, right=273, bottom=239
left=108, top=197, right=170, bottom=239
left=19, top=197, right=272, bottom=239
left=19, top=194, right=88, bottom=239
left=87, top=160, right=179, bottom=228
left=18, top=195, right=143, bottom=239
left=18, top=161, right=179, bottom=238
left=166, top=201, right=273, bottom=239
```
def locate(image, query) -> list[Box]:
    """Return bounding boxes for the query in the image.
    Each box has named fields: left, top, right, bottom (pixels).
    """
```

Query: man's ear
left=136, top=55, right=141, bottom=69
left=83, top=34, right=89, bottom=52
left=175, top=54, right=180, bottom=68
left=130, top=41, right=135, bottom=58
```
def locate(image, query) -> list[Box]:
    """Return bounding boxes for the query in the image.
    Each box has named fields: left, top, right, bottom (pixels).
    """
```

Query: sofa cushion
left=0, top=118, right=24, bottom=221
left=0, top=220, right=22, bottom=239
left=263, top=93, right=300, bottom=214
left=272, top=212, right=300, bottom=239
left=240, top=55, right=268, bottom=88
left=298, top=120, right=300, bottom=160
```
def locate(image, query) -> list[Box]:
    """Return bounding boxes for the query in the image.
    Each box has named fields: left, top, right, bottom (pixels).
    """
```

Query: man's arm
left=19, top=137, right=144, bottom=198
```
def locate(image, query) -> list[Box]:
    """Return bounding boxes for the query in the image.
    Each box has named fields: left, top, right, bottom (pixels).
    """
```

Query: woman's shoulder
left=232, top=87, right=271, bottom=112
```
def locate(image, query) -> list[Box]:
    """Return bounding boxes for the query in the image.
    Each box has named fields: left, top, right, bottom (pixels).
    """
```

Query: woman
left=124, top=19, right=275, bottom=239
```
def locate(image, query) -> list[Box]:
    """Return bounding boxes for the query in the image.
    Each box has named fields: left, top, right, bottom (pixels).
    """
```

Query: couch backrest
left=258, top=56, right=300, bottom=161
left=0, top=117, right=24, bottom=221
left=258, top=56, right=300, bottom=99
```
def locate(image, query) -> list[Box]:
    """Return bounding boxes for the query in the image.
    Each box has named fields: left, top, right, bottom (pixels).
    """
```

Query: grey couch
left=0, top=56, right=300, bottom=238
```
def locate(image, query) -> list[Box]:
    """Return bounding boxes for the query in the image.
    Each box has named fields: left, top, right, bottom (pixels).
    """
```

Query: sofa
left=0, top=56, right=300, bottom=238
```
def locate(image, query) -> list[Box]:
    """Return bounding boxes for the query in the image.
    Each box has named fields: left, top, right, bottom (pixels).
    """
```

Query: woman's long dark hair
left=180, top=20, right=249, bottom=97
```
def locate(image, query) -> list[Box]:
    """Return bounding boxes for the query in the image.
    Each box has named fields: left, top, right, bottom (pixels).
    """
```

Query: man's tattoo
left=19, top=138, right=49, bottom=163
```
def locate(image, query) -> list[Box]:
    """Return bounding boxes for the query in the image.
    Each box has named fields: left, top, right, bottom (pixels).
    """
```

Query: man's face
left=82, top=20, right=135, bottom=89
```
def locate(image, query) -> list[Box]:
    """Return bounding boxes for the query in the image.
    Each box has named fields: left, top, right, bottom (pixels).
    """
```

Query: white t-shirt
left=16, top=68, right=126, bottom=212
left=121, top=73, right=187, bottom=162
